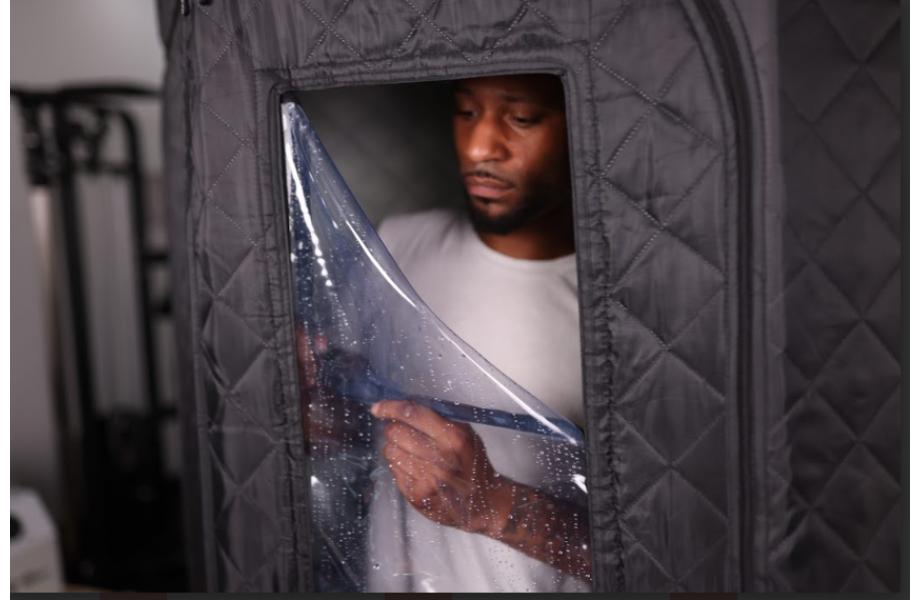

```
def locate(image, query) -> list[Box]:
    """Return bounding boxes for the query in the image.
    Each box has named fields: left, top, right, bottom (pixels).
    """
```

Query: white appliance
left=11, top=487, right=63, bottom=592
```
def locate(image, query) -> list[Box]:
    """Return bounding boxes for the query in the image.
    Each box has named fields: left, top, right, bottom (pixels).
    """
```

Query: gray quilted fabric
left=766, top=0, right=901, bottom=591
left=158, top=0, right=900, bottom=592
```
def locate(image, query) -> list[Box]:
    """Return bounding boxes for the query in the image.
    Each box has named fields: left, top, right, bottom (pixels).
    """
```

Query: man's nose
left=464, top=119, right=508, bottom=163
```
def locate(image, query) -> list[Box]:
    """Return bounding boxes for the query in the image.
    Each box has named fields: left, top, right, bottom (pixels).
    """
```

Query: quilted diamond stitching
left=779, top=312, right=859, bottom=413
left=236, top=537, right=289, bottom=590
left=197, top=2, right=262, bottom=85
left=616, top=298, right=725, bottom=397
left=203, top=289, right=276, bottom=350
left=857, top=495, right=901, bottom=557
left=616, top=285, right=724, bottom=404
left=198, top=145, right=263, bottom=247
left=778, top=225, right=898, bottom=383
left=187, top=1, right=298, bottom=591
left=860, top=387, right=901, bottom=479
left=776, top=468, right=896, bottom=591
left=399, top=0, right=475, bottom=63
left=298, top=0, right=372, bottom=67
left=200, top=237, right=269, bottom=301
left=603, top=154, right=723, bottom=282
left=479, top=2, right=531, bottom=62
left=508, top=0, right=729, bottom=587
left=624, top=469, right=728, bottom=586
left=524, top=0, right=720, bottom=149
left=864, top=23, right=900, bottom=113
left=588, top=54, right=718, bottom=149
left=201, top=99, right=253, bottom=148
left=620, top=358, right=725, bottom=463
left=620, top=414, right=727, bottom=520
left=781, top=91, right=894, bottom=207
left=676, top=535, right=728, bottom=588
left=814, top=77, right=899, bottom=190
left=624, top=532, right=674, bottom=590
left=208, top=436, right=278, bottom=513
left=813, top=398, right=900, bottom=486
left=600, top=47, right=698, bottom=174
left=813, top=0, right=899, bottom=62
left=863, top=266, right=902, bottom=359
left=768, top=0, right=901, bottom=590
left=215, top=542, right=247, bottom=588
left=214, top=491, right=286, bottom=589
left=864, top=148, right=901, bottom=235
left=381, top=0, right=442, bottom=67
left=206, top=361, right=278, bottom=437
left=769, top=210, right=898, bottom=377
left=193, top=47, right=292, bottom=600
left=779, top=3, right=859, bottom=121
left=815, top=205, right=901, bottom=314
left=591, top=0, right=633, bottom=53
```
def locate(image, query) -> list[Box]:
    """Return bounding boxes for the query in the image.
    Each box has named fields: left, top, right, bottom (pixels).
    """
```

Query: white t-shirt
left=369, top=208, right=587, bottom=592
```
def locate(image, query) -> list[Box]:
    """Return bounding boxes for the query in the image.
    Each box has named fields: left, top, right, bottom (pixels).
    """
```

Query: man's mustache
left=461, top=168, right=514, bottom=187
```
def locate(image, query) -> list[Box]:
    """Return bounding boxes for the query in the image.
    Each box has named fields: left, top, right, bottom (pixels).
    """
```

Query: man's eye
left=511, top=115, right=541, bottom=126
left=455, top=109, right=475, bottom=119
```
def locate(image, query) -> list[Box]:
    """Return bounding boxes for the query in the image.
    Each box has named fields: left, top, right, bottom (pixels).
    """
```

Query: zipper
left=180, top=0, right=212, bottom=17
left=694, top=0, right=755, bottom=591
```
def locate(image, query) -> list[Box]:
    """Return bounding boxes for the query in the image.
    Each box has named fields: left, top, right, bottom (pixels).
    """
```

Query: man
left=368, top=74, right=590, bottom=592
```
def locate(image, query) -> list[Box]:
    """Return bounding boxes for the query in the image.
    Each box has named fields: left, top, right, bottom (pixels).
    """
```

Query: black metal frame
left=12, top=84, right=187, bottom=590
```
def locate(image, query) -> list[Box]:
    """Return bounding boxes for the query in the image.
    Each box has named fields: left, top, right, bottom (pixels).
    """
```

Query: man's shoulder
left=377, top=208, right=464, bottom=259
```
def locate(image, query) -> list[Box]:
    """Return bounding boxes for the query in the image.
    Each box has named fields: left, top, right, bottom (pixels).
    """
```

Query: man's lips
left=464, top=175, right=513, bottom=200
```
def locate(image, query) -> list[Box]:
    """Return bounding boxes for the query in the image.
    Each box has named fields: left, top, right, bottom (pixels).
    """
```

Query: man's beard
left=466, top=192, right=555, bottom=235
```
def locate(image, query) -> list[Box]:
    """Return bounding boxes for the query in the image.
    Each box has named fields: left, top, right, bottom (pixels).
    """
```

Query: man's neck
left=475, top=203, right=575, bottom=260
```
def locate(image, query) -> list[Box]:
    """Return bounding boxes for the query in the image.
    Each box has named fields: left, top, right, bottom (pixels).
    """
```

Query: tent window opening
left=283, top=76, right=589, bottom=593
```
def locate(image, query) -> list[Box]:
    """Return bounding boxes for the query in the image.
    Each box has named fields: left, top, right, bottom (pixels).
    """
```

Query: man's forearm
left=482, top=478, right=592, bottom=581
left=371, top=399, right=592, bottom=580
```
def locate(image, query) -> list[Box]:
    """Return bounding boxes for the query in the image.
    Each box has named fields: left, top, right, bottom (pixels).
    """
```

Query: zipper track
left=694, top=0, right=755, bottom=591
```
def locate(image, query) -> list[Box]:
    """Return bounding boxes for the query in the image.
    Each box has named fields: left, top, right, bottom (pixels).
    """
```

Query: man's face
left=453, top=75, right=571, bottom=235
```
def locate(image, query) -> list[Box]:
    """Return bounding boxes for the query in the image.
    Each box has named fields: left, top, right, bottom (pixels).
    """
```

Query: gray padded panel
left=768, top=0, right=900, bottom=591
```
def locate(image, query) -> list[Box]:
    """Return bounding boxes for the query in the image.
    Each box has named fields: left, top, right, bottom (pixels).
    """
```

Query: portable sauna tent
left=158, top=0, right=902, bottom=592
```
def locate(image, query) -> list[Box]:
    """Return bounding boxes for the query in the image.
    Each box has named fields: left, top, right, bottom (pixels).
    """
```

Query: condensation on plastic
left=282, top=102, right=590, bottom=592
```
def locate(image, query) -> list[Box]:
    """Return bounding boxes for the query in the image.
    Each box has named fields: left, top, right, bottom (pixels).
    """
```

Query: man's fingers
left=388, top=462, right=416, bottom=492
left=383, top=442, right=432, bottom=478
left=371, top=400, right=472, bottom=452
left=371, top=400, right=449, bottom=434
left=383, top=443, right=448, bottom=500
left=384, top=422, right=449, bottom=466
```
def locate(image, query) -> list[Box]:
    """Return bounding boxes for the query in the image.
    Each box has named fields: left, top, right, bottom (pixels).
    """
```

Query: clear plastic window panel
left=283, top=102, right=590, bottom=593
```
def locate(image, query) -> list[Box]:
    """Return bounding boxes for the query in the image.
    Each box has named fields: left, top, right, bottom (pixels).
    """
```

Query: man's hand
left=371, top=398, right=592, bottom=581
left=296, top=332, right=372, bottom=446
left=370, top=399, right=513, bottom=538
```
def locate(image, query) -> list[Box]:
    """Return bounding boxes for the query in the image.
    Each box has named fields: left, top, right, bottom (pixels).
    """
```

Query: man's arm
left=370, top=399, right=591, bottom=581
